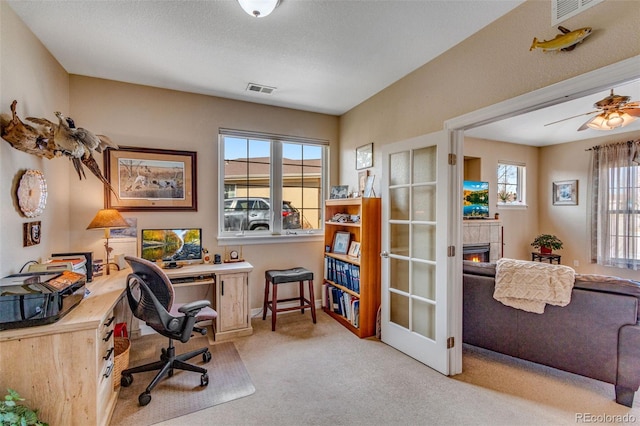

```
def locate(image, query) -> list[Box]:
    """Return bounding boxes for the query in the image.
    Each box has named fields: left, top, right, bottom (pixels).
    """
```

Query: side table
left=531, top=252, right=561, bottom=264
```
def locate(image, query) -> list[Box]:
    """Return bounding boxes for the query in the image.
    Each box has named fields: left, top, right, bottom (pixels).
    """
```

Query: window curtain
left=590, top=140, right=640, bottom=270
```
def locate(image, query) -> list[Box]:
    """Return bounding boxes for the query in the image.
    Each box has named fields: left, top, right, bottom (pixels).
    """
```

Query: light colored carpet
left=110, top=336, right=255, bottom=426
left=121, top=311, right=639, bottom=426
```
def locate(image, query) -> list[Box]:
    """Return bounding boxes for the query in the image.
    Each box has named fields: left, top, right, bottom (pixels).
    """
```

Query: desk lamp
left=87, top=208, right=129, bottom=275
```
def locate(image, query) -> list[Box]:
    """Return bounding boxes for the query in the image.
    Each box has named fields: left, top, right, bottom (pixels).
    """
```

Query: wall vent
left=246, top=83, right=276, bottom=95
left=552, top=0, right=604, bottom=25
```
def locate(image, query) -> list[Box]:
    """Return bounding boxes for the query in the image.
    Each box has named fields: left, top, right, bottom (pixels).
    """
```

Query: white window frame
left=497, top=161, right=527, bottom=209
left=217, top=129, right=328, bottom=246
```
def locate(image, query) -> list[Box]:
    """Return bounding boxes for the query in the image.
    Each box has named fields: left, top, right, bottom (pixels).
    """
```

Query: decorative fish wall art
left=530, top=26, right=592, bottom=52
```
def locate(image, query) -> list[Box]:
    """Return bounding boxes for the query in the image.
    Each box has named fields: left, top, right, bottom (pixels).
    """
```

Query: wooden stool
left=263, top=267, right=316, bottom=331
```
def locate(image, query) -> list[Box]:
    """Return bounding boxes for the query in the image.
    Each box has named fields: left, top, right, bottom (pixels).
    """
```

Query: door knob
left=380, top=251, right=389, bottom=258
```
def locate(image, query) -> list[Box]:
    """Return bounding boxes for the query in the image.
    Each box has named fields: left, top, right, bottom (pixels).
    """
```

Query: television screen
left=140, top=228, right=202, bottom=264
left=463, top=181, right=489, bottom=219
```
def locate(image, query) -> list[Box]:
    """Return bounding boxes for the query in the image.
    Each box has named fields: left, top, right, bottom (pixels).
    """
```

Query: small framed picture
left=332, top=231, right=351, bottom=255
left=552, top=180, right=578, bottom=205
left=364, top=175, right=376, bottom=198
left=356, top=143, right=373, bottom=170
left=348, top=241, right=361, bottom=258
left=358, top=170, right=369, bottom=196
left=23, top=221, right=41, bottom=247
left=330, top=185, right=349, bottom=199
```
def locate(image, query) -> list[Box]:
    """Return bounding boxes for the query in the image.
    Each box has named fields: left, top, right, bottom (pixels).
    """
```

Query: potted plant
left=531, top=234, right=563, bottom=254
left=0, top=389, right=48, bottom=426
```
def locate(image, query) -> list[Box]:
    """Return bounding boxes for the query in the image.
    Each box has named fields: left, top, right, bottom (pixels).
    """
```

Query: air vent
left=552, top=0, right=604, bottom=25
left=246, top=83, right=276, bottom=95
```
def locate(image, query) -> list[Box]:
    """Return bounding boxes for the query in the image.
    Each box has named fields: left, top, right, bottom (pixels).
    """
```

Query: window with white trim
left=497, top=162, right=526, bottom=206
left=219, top=129, right=327, bottom=239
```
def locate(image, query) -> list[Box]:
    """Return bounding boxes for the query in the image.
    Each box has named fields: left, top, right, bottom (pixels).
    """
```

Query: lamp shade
left=87, top=209, right=129, bottom=230
left=237, top=0, right=279, bottom=18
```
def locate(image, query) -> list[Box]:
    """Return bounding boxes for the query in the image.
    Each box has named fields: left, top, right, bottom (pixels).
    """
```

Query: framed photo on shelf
left=552, top=179, right=578, bottom=205
left=363, top=175, right=376, bottom=198
left=348, top=241, right=361, bottom=258
left=104, top=146, right=197, bottom=211
left=358, top=170, right=369, bottom=196
left=356, top=143, right=373, bottom=170
left=332, top=231, right=351, bottom=255
left=329, top=185, right=349, bottom=199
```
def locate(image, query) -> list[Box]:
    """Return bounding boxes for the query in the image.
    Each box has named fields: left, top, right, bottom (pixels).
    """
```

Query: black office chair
left=120, top=256, right=218, bottom=406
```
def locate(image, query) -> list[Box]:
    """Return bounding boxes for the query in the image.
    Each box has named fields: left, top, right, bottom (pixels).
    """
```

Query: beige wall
left=539, top=130, right=640, bottom=281
left=463, top=138, right=539, bottom=261
left=2, top=0, right=640, bottom=305
left=1, top=3, right=339, bottom=310
left=0, top=3, right=71, bottom=274
left=339, top=0, right=640, bottom=194
left=339, top=0, right=640, bottom=278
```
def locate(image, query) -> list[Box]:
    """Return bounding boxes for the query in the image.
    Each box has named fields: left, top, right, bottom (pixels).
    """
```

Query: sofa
left=463, top=260, right=640, bottom=407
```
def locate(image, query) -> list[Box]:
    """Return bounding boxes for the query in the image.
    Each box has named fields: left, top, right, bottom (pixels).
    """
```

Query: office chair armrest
left=178, top=299, right=212, bottom=316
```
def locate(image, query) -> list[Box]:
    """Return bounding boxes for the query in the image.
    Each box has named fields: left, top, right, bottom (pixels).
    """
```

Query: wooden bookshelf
left=322, top=197, right=381, bottom=338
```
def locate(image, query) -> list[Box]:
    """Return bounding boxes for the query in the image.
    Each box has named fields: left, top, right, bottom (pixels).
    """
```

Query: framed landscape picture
left=552, top=179, right=578, bottom=205
left=104, top=146, right=197, bottom=211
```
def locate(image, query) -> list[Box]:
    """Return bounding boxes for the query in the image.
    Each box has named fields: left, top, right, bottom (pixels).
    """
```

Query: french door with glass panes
left=380, top=131, right=456, bottom=374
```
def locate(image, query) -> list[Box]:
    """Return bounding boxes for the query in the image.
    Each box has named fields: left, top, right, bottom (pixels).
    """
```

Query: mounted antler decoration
left=1, top=100, right=118, bottom=194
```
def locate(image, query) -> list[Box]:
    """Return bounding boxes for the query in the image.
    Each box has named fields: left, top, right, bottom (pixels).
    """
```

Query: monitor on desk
left=140, top=228, right=203, bottom=267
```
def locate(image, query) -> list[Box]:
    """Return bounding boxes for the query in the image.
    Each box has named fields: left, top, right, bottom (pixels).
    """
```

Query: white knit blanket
left=493, top=258, right=575, bottom=314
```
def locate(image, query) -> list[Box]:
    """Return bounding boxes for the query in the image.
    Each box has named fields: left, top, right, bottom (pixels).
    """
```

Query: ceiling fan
left=545, top=89, right=640, bottom=131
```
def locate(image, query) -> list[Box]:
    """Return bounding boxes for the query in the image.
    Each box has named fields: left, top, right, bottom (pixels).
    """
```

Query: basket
left=113, top=336, right=131, bottom=390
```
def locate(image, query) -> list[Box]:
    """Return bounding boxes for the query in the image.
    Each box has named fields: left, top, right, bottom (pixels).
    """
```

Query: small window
left=497, top=162, right=526, bottom=206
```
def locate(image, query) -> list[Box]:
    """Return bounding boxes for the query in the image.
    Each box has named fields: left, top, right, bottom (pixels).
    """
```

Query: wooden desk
left=163, top=262, right=254, bottom=341
left=0, top=261, right=253, bottom=426
left=531, top=252, right=561, bottom=264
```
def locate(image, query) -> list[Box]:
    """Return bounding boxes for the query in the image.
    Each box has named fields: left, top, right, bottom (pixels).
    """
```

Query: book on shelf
left=324, top=256, right=360, bottom=293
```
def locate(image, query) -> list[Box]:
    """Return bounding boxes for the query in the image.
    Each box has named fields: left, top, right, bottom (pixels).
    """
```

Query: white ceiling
left=7, top=0, right=524, bottom=116
left=6, top=1, right=640, bottom=146
left=466, top=79, right=640, bottom=146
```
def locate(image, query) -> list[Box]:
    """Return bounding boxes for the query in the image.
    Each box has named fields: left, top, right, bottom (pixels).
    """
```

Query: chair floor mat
left=110, top=335, right=255, bottom=425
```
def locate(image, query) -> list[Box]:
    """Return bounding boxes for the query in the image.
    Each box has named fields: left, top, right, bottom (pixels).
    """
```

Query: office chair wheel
left=121, top=373, right=133, bottom=387
left=203, top=350, right=212, bottom=363
left=138, top=392, right=152, bottom=406
left=168, top=368, right=174, bottom=377
left=201, top=373, right=209, bottom=387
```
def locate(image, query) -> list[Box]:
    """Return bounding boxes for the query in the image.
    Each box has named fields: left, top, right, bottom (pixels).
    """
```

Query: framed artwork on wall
left=356, top=143, right=373, bottom=170
left=23, top=221, right=41, bottom=246
left=552, top=179, right=578, bottom=205
left=104, top=146, right=197, bottom=211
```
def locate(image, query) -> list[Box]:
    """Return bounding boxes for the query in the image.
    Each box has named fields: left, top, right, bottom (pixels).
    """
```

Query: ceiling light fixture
left=237, top=0, right=279, bottom=18
left=586, top=111, right=637, bottom=131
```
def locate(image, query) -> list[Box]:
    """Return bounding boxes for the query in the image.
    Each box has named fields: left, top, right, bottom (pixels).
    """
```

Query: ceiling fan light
left=605, top=111, right=624, bottom=128
left=618, top=112, right=637, bottom=128
left=586, top=113, right=612, bottom=130
left=237, top=0, right=279, bottom=18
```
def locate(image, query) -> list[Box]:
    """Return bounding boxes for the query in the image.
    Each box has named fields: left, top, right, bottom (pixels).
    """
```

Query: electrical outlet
left=573, top=260, right=580, bottom=267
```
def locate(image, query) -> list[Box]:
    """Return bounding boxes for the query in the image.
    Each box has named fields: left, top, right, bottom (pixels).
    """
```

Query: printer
left=0, top=270, right=86, bottom=330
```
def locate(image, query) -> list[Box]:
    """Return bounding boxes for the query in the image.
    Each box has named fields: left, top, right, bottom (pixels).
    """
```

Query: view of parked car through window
left=224, top=197, right=302, bottom=231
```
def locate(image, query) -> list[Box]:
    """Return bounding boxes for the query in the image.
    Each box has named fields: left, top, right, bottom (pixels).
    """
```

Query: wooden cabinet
left=0, top=272, right=128, bottom=426
left=216, top=272, right=250, bottom=336
left=323, top=198, right=381, bottom=338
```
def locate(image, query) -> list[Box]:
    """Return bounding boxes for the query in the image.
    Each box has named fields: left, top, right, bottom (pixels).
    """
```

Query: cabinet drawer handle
left=103, top=347, right=114, bottom=360
left=103, top=364, right=113, bottom=378
left=105, top=316, right=116, bottom=327
left=221, top=281, right=224, bottom=296
left=103, top=330, right=114, bottom=341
